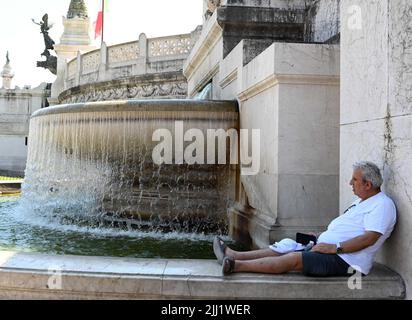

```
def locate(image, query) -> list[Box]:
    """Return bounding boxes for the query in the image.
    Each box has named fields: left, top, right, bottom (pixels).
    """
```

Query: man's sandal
left=213, top=236, right=227, bottom=265
left=222, top=256, right=235, bottom=275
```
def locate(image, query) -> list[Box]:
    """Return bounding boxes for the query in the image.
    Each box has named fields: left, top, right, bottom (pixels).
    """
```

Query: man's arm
left=311, top=231, right=382, bottom=254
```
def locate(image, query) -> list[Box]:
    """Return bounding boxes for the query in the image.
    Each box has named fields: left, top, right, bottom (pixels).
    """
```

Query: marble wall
left=0, top=84, right=48, bottom=176
left=341, top=0, right=412, bottom=298
left=187, top=2, right=411, bottom=295
left=185, top=1, right=341, bottom=247
left=235, top=42, right=340, bottom=246
left=307, top=0, right=341, bottom=43
left=187, top=33, right=340, bottom=247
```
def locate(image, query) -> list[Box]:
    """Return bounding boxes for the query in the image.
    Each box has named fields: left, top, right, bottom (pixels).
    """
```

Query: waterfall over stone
left=22, top=99, right=238, bottom=235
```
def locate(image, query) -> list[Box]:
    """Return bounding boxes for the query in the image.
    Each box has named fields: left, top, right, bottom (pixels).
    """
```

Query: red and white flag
left=94, top=0, right=105, bottom=40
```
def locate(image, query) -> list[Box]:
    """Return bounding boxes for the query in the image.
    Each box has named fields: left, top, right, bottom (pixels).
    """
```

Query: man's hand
left=311, top=243, right=337, bottom=254
left=310, top=232, right=382, bottom=254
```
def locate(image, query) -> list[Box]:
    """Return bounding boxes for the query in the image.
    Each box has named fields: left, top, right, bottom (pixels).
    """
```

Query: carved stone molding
left=59, top=71, right=188, bottom=104
left=80, top=71, right=98, bottom=85
left=112, top=66, right=133, bottom=79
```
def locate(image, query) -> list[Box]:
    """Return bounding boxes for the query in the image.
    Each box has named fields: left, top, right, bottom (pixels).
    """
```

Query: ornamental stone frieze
left=80, top=72, right=98, bottom=85
left=112, top=66, right=133, bottom=79
left=59, top=71, right=188, bottom=104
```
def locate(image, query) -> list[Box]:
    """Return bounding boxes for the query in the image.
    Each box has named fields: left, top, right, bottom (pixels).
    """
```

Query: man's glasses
left=343, top=204, right=356, bottom=214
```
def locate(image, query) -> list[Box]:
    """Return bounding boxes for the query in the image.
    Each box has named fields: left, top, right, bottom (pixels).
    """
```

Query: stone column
left=75, top=51, right=82, bottom=87
left=341, top=0, right=412, bottom=297
left=134, top=33, right=148, bottom=75
left=98, top=42, right=108, bottom=82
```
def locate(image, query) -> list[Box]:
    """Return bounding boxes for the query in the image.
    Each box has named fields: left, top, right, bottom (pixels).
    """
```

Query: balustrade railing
left=65, top=32, right=199, bottom=89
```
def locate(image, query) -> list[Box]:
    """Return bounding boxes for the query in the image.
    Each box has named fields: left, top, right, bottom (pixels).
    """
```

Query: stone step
left=118, top=164, right=231, bottom=188
left=0, top=251, right=405, bottom=299
left=104, top=190, right=222, bottom=203
left=100, top=198, right=229, bottom=233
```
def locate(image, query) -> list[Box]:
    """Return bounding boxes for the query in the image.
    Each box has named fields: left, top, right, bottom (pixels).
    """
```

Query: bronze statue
left=33, top=14, right=57, bottom=75
left=5, top=51, right=10, bottom=64
left=32, top=14, right=55, bottom=50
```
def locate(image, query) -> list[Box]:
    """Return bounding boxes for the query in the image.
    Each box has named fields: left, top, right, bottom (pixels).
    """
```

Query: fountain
left=21, top=99, right=239, bottom=236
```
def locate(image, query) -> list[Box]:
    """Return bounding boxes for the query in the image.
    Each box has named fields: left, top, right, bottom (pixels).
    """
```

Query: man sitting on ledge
left=213, top=161, right=397, bottom=277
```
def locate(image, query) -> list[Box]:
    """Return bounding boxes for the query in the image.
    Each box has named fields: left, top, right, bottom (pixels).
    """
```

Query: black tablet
left=296, top=233, right=317, bottom=245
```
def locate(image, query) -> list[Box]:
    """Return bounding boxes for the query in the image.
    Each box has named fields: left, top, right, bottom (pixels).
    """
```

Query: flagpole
left=101, top=0, right=105, bottom=45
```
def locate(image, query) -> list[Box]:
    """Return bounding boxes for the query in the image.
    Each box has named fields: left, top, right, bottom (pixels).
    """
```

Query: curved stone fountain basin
left=25, top=100, right=239, bottom=233
left=31, top=100, right=239, bottom=157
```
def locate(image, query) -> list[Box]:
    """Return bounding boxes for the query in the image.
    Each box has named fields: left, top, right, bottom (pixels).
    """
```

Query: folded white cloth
left=269, top=238, right=309, bottom=254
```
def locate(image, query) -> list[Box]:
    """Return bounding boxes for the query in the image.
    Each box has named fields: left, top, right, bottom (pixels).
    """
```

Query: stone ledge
left=0, top=251, right=405, bottom=300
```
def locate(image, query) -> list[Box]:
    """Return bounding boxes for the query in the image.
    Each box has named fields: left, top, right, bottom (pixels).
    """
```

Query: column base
left=229, top=205, right=326, bottom=249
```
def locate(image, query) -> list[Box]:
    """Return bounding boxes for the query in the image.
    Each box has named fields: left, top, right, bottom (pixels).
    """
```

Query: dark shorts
left=302, top=252, right=351, bottom=277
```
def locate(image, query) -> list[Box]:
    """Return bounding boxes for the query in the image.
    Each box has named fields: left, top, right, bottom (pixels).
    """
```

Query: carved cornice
left=238, top=74, right=340, bottom=102
left=219, top=68, right=237, bottom=89
left=59, top=72, right=188, bottom=104
left=183, top=11, right=223, bottom=80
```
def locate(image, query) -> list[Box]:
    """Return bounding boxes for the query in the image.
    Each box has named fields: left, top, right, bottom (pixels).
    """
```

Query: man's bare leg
left=230, top=252, right=303, bottom=274
left=225, top=247, right=283, bottom=260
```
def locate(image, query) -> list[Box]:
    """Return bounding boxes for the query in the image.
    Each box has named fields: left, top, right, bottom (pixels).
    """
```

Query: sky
left=0, top=0, right=203, bottom=87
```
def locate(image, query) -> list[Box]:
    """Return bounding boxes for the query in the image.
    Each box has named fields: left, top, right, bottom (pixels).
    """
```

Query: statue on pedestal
left=32, top=14, right=57, bottom=75
left=32, top=14, right=55, bottom=50
left=2, top=51, right=14, bottom=89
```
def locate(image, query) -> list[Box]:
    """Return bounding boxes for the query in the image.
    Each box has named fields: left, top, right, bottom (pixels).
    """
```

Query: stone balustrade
left=64, top=31, right=200, bottom=91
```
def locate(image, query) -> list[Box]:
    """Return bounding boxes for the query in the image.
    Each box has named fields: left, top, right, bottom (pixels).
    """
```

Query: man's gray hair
left=353, top=161, right=383, bottom=189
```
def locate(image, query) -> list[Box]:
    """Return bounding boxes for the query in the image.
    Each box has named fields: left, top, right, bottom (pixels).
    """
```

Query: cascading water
left=21, top=99, right=239, bottom=236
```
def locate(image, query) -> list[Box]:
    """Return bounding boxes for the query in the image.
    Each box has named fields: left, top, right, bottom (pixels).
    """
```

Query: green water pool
left=0, top=196, right=240, bottom=259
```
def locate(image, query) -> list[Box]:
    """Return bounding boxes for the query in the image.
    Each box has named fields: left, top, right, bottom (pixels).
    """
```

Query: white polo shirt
left=317, top=192, right=397, bottom=275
